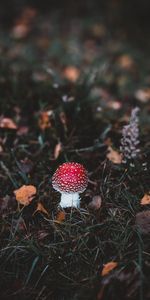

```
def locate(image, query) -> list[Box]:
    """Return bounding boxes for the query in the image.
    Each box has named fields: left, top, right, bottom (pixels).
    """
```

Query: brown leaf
left=107, top=146, right=122, bottom=164
left=88, top=195, right=102, bottom=210
left=54, top=143, right=62, bottom=159
left=56, top=211, right=66, bottom=223
left=0, top=117, right=17, bottom=129
left=34, top=202, right=49, bottom=216
left=140, top=193, right=150, bottom=205
left=63, top=66, right=80, bottom=82
left=135, top=211, right=150, bottom=234
left=14, top=185, right=37, bottom=206
left=101, top=261, right=118, bottom=276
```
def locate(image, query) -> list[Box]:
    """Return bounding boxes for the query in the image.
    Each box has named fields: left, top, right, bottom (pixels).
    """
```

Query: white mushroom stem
left=60, top=192, right=80, bottom=208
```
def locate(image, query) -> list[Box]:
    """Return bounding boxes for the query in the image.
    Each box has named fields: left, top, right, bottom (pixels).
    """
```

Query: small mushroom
left=52, top=162, right=88, bottom=208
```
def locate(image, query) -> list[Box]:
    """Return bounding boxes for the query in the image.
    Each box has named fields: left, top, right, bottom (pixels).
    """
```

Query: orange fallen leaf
left=101, top=261, right=118, bottom=276
left=107, top=146, right=122, bottom=164
left=0, top=117, right=17, bottom=129
left=140, top=193, right=150, bottom=205
left=34, top=202, right=49, bottom=216
left=54, top=143, right=62, bottom=159
left=14, top=185, right=37, bottom=206
left=63, top=66, right=80, bottom=82
left=56, top=211, right=66, bottom=223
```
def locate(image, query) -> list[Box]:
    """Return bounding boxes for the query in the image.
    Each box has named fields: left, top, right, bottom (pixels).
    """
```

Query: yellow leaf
left=14, top=185, right=37, bottom=206
left=34, top=202, right=49, bottom=216
left=107, top=146, right=122, bottom=164
left=56, top=211, right=66, bottom=223
left=140, top=193, right=150, bottom=205
left=101, top=261, right=118, bottom=276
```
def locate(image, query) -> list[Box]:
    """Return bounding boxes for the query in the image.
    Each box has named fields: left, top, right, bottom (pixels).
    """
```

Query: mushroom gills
left=60, top=192, right=80, bottom=208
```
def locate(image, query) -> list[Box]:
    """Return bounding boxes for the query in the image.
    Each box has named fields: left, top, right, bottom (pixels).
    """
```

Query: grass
left=0, top=5, right=150, bottom=300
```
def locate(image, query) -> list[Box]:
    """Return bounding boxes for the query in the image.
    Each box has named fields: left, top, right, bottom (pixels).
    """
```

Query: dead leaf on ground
left=135, top=211, right=150, bottom=234
left=63, top=66, right=80, bottom=82
left=33, top=202, right=49, bottom=216
left=88, top=195, right=102, bottom=210
left=101, top=261, right=118, bottom=276
left=140, top=193, right=150, bottom=205
left=14, top=185, right=37, bottom=206
left=0, top=117, right=17, bottom=129
left=56, top=211, right=66, bottom=223
left=107, top=146, right=122, bottom=164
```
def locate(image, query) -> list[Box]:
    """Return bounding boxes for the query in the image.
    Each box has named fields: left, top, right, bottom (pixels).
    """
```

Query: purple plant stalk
left=120, top=107, right=140, bottom=164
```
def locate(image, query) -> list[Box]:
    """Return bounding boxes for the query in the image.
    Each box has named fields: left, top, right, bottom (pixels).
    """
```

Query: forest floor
left=0, top=6, right=150, bottom=300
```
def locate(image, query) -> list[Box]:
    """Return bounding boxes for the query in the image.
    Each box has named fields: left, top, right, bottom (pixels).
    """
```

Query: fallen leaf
left=34, top=202, right=49, bottom=216
left=88, top=195, right=102, bottom=210
left=63, top=66, right=80, bottom=82
left=54, top=143, right=62, bottom=159
left=135, top=211, right=150, bottom=234
left=140, top=193, right=150, bottom=205
left=107, top=146, right=122, bottom=164
left=56, top=211, right=66, bottom=223
left=101, top=261, right=118, bottom=276
left=14, top=185, right=37, bottom=206
left=0, top=117, right=17, bottom=129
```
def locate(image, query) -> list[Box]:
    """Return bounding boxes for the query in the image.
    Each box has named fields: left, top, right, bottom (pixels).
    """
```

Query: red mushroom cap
left=52, top=162, right=88, bottom=193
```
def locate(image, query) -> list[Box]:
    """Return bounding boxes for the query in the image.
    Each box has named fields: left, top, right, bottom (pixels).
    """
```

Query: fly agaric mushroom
left=52, top=162, right=88, bottom=208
